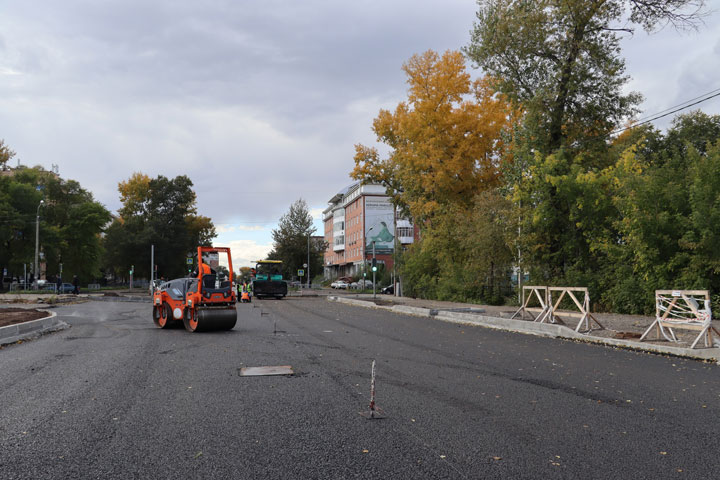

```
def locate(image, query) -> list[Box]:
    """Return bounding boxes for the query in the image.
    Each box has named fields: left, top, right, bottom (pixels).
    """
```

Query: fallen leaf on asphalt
left=440, top=455, right=446, bottom=459
left=492, top=457, right=502, bottom=461
left=660, top=452, right=667, bottom=455
left=362, top=449, right=369, bottom=453
left=411, top=418, right=416, bottom=422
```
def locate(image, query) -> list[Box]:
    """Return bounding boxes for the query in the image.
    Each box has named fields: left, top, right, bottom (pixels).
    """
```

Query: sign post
left=298, top=269, right=305, bottom=296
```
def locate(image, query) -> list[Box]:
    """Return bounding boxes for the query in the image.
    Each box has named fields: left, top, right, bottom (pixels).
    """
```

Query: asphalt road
left=1, top=297, right=719, bottom=479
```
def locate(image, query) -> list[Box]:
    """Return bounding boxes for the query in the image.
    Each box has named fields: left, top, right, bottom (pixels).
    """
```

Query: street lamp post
left=372, top=240, right=376, bottom=299
left=365, top=226, right=374, bottom=291
left=34, top=200, right=44, bottom=290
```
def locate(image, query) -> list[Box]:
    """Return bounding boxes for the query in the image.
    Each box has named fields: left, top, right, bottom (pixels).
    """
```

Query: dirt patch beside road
left=0, top=308, right=51, bottom=327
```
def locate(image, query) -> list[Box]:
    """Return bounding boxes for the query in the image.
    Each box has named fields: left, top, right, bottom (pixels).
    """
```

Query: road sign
left=186, top=258, right=193, bottom=264
left=303, top=263, right=308, bottom=268
left=298, top=269, right=305, bottom=277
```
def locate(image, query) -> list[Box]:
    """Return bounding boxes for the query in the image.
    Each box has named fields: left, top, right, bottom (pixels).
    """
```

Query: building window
left=397, top=227, right=413, bottom=237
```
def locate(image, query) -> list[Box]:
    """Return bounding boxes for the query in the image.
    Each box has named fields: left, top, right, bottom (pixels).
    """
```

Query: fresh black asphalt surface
left=2, top=296, right=719, bottom=479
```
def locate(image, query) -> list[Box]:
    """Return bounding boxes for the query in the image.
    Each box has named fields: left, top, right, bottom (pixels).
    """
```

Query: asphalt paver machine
left=251, top=260, right=288, bottom=299
left=153, top=246, right=237, bottom=332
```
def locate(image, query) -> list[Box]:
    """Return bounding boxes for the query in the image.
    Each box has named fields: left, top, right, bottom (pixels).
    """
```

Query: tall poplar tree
left=268, top=199, right=326, bottom=280
left=465, top=0, right=706, bottom=154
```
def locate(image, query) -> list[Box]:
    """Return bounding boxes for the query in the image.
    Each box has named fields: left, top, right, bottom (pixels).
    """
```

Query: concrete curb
left=328, top=296, right=720, bottom=362
left=0, top=311, right=70, bottom=346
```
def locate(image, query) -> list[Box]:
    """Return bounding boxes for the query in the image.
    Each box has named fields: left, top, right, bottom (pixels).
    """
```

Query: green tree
left=268, top=199, right=326, bottom=281
left=0, top=139, right=15, bottom=167
left=103, top=174, right=216, bottom=280
left=0, top=165, right=110, bottom=284
left=595, top=112, right=720, bottom=313
left=465, top=0, right=704, bottom=154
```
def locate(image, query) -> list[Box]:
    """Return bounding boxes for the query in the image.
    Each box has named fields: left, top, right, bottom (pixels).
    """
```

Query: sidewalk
left=328, top=292, right=720, bottom=362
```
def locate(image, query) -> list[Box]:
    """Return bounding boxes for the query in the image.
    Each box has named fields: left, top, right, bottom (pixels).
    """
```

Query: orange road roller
left=152, top=246, right=237, bottom=332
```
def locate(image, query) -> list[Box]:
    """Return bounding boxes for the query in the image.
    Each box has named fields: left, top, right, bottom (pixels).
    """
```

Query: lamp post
left=372, top=240, right=376, bottom=299
left=34, top=200, right=44, bottom=290
left=365, top=226, right=374, bottom=290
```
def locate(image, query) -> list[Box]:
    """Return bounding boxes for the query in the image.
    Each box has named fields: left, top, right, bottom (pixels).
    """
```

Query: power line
left=633, top=87, right=720, bottom=124
left=611, top=88, right=720, bottom=136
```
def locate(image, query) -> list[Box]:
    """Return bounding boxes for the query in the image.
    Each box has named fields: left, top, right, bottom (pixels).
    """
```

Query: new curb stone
left=328, top=295, right=720, bottom=362
left=0, top=311, right=69, bottom=346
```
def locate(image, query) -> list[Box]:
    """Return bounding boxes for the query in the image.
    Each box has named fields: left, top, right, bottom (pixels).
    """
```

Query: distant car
left=57, top=282, right=75, bottom=293
left=381, top=284, right=394, bottom=295
left=331, top=280, right=349, bottom=289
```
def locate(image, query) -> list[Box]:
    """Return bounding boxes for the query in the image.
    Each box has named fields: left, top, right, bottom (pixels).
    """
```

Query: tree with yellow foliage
left=352, top=50, right=515, bottom=222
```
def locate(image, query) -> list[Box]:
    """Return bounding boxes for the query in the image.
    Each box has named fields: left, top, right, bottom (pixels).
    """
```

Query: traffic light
left=130, top=265, right=134, bottom=275
left=371, top=258, right=377, bottom=272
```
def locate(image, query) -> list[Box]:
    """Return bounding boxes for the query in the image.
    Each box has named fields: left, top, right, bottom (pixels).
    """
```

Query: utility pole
left=307, top=234, right=311, bottom=289
left=150, top=244, right=154, bottom=288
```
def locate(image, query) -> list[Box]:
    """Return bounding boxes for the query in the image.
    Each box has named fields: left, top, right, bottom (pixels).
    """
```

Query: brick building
left=322, top=182, right=416, bottom=280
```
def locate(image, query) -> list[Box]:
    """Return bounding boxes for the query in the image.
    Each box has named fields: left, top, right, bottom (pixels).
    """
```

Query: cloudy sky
left=2, top=0, right=719, bottom=268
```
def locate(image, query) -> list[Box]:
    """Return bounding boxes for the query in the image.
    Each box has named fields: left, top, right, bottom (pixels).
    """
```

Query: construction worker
left=247, top=281, right=253, bottom=302
left=240, top=281, right=250, bottom=303
left=191, top=262, right=213, bottom=277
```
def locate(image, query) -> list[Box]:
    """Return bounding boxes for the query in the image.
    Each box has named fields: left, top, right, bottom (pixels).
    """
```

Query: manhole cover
left=239, top=365, right=294, bottom=376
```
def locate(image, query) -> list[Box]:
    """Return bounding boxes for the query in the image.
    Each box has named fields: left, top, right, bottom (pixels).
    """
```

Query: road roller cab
left=153, top=246, right=237, bottom=332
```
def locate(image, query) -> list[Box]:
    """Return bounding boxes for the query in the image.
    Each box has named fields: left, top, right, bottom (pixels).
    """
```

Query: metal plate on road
left=239, top=365, right=294, bottom=376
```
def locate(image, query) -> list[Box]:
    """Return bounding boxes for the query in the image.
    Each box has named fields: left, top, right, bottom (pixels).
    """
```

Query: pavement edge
left=327, top=295, right=720, bottom=362
left=0, top=311, right=69, bottom=346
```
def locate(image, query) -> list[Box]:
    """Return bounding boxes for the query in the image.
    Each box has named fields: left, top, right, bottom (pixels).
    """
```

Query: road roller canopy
left=196, top=246, right=234, bottom=284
